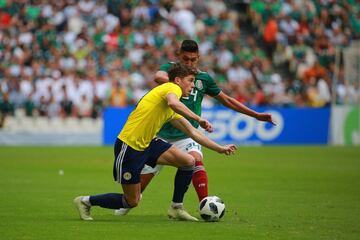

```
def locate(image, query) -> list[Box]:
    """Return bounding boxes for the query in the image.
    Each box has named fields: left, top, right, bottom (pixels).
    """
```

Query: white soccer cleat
left=114, top=208, right=131, bottom=216
left=167, top=206, right=199, bottom=222
left=73, top=196, right=93, bottom=221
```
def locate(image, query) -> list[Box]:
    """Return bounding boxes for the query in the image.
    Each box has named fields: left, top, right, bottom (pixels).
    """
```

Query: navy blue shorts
left=113, top=138, right=171, bottom=184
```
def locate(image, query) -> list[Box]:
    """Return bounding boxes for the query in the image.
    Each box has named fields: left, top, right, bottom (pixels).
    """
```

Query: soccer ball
left=199, top=196, right=225, bottom=222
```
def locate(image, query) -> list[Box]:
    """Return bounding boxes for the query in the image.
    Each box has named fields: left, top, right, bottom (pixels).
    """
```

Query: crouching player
left=73, top=63, right=236, bottom=220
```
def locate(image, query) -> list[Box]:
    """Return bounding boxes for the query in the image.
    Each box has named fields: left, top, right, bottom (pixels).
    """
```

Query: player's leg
left=115, top=138, right=179, bottom=217
left=147, top=139, right=198, bottom=220
left=158, top=138, right=206, bottom=220
left=121, top=183, right=141, bottom=207
left=156, top=145, right=195, bottom=206
left=86, top=183, right=140, bottom=209
left=76, top=184, right=141, bottom=220
left=170, top=138, right=208, bottom=202
left=156, top=146, right=198, bottom=221
left=156, top=145, right=195, bottom=167
left=139, top=164, right=164, bottom=192
left=115, top=165, right=160, bottom=216
left=190, top=151, right=208, bottom=201
left=156, top=146, right=195, bottom=206
left=74, top=139, right=143, bottom=220
left=138, top=139, right=168, bottom=194
left=140, top=173, right=154, bottom=192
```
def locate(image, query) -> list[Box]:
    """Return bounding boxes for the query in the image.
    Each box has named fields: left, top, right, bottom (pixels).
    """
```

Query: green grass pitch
left=0, top=146, right=359, bottom=240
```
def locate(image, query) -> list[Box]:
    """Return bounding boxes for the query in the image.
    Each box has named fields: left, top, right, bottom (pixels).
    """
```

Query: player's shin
left=167, top=165, right=198, bottom=221
left=171, top=165, right=194, bottom=207
left=140, top=173, right=155, bottom=192
left=89, top=193, right=132, bottom=209
left=192, top=160, right=208, bottom=201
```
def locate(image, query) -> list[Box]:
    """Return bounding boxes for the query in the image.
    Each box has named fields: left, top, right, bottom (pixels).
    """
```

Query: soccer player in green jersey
left=115, top=40, right=274, bottom=220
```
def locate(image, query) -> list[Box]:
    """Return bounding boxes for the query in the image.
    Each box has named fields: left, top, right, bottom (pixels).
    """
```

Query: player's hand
left=256, top=113, right=276, bottom=125
left=218, top=144, right=237, bottom=155
left=199, top=118, right=214, bottom=133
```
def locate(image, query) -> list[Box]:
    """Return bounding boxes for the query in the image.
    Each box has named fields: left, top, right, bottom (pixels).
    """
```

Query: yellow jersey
left=118, top=82, right=183, bottom=151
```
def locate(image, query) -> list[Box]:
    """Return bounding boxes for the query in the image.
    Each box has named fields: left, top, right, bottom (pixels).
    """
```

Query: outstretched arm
left=167, top=93, right=213, bottom=132
left=170, top=117, right=236, bottom=155
left=215, top=92, right=275, bottom=125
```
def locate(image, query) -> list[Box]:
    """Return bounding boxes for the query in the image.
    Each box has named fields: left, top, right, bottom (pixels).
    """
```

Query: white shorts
left=141, top=138, right=202, bottom=175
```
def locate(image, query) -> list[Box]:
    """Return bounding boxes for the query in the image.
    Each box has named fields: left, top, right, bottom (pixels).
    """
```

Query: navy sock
left=172, top=168, right=194, bottom=203
left=89, top=193, right=131, bottom=209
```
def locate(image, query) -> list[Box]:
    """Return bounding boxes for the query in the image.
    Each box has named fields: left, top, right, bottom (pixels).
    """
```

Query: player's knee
left=123, top=194, right=141, bottom=208
left=194, top=153, right=204, bottom=161
left=183, top=155, right=195, bottom=168
left=189, top=152, right=203, bottom=162
left=126, top=197, right=140, bottom=208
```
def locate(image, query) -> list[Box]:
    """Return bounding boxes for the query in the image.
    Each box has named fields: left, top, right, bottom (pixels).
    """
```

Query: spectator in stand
left=109, top=81, right=128, bottom=107
left=171, top=2, right=196, bottom=38
left=279, top=14, right=299, bottom=45
left=60, top=85, right=74, bottom=118
left=252, top=83, right=268, bottom=107
left=0, top=0, right=358, bottom=117
left=24, top=91, right=35, bottom=117
left=314, top=30, right=335, bottom=68
left=303, top=61, right=328, bottom=85
left=263, top=15, right=278, bottom=60
left=285, top=36, right=316, bottom=79
left=0, top=92, right=14, bottom=128
left=91, top=95, right=103, bottom=119
left=296, top=14, right=311, bottom=41
left=37, top=95, right=49, bottom=117
left=77, top=94, right=92, bottom=119
left=306, top=76, right=330, bottom=108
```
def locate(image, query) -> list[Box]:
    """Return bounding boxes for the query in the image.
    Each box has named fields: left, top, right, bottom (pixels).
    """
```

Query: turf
left=0, top=146, right=359, bottom=240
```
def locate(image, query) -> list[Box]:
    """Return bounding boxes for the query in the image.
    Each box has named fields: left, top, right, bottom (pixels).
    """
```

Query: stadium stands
left=0, top=0, right=359, bottom=127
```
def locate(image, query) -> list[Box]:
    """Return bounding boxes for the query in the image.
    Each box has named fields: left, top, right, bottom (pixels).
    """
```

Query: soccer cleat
left=114, top=208, right=131, bottom=216
left=167, top=206, right=199, bottom=222
left=73, top=196, right=93, bottom=221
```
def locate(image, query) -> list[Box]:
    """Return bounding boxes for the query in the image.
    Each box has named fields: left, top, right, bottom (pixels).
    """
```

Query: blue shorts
left=113, top=138, right=171, bottom=184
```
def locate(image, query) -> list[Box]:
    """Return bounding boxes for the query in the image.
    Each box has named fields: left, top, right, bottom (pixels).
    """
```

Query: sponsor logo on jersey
left=123, top=172, right=132, bottom=180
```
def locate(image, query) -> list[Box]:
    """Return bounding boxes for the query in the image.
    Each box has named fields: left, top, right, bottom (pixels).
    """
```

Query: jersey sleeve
left=204, top=73, right=221, bottom=97
left=171, top=113, right=183, bottom=120
left=162, top=83, right=182, bottom=100
left=164, top=83, right=183, bottom=121
left=159, top=62, right=175, bottom=73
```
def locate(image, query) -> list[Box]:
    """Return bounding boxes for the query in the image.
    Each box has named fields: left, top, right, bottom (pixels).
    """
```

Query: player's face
left=177, top=75, right=195, bottom=97
left=179, top=51, right=199, bottom=68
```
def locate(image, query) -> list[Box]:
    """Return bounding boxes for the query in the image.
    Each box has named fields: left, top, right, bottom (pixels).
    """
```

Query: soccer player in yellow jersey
left=74, top=63, right=237, bottom=221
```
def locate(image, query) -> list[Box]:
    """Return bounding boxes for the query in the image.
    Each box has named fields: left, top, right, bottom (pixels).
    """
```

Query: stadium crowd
left=0, top=0, right=359, bottom=125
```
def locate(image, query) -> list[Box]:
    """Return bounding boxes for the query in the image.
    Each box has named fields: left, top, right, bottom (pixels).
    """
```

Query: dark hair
left=180, top=40, right=199, bottom=53
left=168, top=63, right=197, bottom=82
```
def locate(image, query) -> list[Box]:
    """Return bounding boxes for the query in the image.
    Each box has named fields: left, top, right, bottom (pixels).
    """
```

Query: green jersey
left=158, top=62, right=221, bottom=140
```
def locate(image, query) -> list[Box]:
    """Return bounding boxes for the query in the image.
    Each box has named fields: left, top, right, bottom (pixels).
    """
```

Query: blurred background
left=0, top=0, right=359, bottom=145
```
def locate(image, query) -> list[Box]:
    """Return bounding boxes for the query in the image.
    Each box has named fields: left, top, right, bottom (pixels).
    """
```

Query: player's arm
left=167, top=93, right=213, bottom=132
left=170, top=117, right=236, bottom=155
left=154, top=70, right=169, bottom=84
left=215, top=92, right=275, bottom=125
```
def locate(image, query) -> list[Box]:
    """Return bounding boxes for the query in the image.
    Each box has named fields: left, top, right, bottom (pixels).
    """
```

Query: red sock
left=192, top=160, right=208, bottom=201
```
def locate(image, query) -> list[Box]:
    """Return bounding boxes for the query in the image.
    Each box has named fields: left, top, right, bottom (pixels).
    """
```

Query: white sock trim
left=171, top=202, right=183, bottom=209
left=81, top=196, right=91, bottom=206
